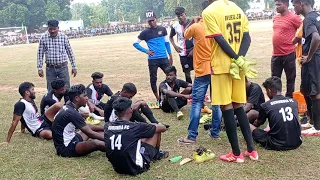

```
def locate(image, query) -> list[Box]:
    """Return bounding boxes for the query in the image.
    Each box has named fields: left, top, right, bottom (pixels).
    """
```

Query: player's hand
left=169, top=55, right=173, bottom=65
left=174, top=45, right=183, bottom=53
left=301, top=55, right=311, bottom=64
left=146, top=50, right=154, bottom=56
left=188, top=50, right=193, bottom=57
left=0, top=142, right=8, bottom=146
left=229, top=62, right=241, bottom=80
left=233, top=56, right=257, bottom=79
left=182, top=94, right=192, bottom=99
left=38, top=69, right=44, bottom=77
left=71, top=69, right=77, bottom=77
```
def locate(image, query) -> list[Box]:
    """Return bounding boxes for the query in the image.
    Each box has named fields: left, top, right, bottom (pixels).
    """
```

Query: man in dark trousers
left=272, top=0, right=302, bottom=97
left=37, top=20, right=77, bottom=91
left=133, top=11, right=173, bottom=101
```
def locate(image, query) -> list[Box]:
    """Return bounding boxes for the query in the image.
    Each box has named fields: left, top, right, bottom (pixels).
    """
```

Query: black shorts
left=56, top=133, right=83, bottom=157
left=139, top=142, right=157, bottom=172
left=20, top=115, right=51, bottom=137
left=180, top=56, right=194, bottom=72
left=252, top=129, right=299, bottom=151
left=160, top=97, right=187, bottom=113
left=300, top=54, right=320, bottom=96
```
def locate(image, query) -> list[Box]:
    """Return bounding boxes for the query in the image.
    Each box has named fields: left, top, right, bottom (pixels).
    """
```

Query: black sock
left=234, top=107, right=255, bottom=152
left=312, top=99, right=320, bottom=130
left=131, top=110, right=147, bottom=123
left=141, top=105, right=159, bottom=123
left=223, top=109, right=241, bottom=156
left=305, top=96, right=313, bottom=124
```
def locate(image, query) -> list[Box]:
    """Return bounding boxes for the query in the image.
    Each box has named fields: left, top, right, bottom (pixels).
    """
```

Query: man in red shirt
left=272, top=0, right=302, bottom=98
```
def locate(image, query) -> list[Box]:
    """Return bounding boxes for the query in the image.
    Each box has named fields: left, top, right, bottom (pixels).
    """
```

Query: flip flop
left=177, top=137, right=196, bottom=145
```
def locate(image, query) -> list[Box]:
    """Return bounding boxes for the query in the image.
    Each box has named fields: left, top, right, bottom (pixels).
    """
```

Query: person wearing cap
left=170, top=7, right=194, bottom=84
left=37, top=20, right=77, bottom=91
left=133, top=11, right=173, bottom=101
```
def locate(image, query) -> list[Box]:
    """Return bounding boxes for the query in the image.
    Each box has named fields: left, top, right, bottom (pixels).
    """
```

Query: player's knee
left=40, top=130, right=52, bottom=140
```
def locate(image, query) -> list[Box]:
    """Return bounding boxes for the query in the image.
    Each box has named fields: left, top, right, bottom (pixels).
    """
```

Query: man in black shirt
left=292, top=0, right=320, bottom=136
left=52, top=84, right=105, bottom=157
left=87, top=72, right=113, bottom=116
left=250, top=77, right=302, bottom=150
left=245, top=78, right=265, bottom=124
left=1, top=82, right=62, bottom=146
left=104, top=83, right=160, bottom=125
left=159, top=66, right=192, bottom=119
left=105, top=97, right=169, bottom=175
left=40, top=79, right=67, bottom=115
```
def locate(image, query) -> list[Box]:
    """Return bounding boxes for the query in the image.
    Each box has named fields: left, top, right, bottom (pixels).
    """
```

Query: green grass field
left=0, top=20, right=319, bottom=179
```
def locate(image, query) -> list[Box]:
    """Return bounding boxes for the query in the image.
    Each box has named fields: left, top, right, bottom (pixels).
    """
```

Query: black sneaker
left=153, top=150, right=169, bottom=161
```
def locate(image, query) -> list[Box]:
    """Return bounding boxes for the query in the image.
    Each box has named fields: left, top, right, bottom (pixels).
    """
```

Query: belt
left=46, top=62, right=68, bottom=68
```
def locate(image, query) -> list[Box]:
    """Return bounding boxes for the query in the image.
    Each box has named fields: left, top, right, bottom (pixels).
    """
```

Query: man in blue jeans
left=178, top=1, right=222, bottom=144
left=133, top=10, right=173, bottom=101
left=37, top=20, right=77, bottom=91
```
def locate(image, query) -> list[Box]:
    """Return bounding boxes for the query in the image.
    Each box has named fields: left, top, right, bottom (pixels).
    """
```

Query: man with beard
left=1, top=82, right=62, bottom=145
left=87, top=72, right=113, bottom=116
left=170, top=7, right=194, bottom=84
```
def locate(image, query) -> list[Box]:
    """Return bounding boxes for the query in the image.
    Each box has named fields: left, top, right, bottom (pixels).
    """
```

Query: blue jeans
left=187, top=75, right=210, bottom=141
left=210, top=105, right=222, bottom=138
left=46, top=66, right=70, bottom=91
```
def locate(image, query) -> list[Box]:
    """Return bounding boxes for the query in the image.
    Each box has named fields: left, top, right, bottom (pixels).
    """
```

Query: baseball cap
left=146, top=10, right=156, bottom=21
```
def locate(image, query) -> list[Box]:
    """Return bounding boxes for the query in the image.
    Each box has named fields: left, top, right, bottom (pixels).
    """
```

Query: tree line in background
left=0, top=0, right=275, bottom=29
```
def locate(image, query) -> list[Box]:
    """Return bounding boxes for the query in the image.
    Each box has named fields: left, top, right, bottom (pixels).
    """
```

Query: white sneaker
left=302, top=127, right=320, bottom=136
left=301, top=122, right=314, bottom=129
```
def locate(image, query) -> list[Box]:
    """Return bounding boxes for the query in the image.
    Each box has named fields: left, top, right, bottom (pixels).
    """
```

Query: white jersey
left=14, top=99, right=43, bottom=134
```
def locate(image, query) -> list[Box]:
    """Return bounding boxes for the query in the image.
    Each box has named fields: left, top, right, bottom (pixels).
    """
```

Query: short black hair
left=18, top=82, right=34, bottom=97
left=300, top=0, right=314, bottom=6
left=165, top=66, right=177, bottom=74
left=275, top=0, right=289, bottom=4
left=91, top=72, right=104, bottom=80
left=175, top=7, right=185, bottom=15
left=262, top=76, right=282, bottom=92
left=51, top=79, right=65, bottom=90
left=112, top=97, right=132, bottom=117
left=122, top=83, right=137, bottom=94
left=202, top=1, right=210, bottom=10
left=68, top=84, right=86, bottom=102
left=47, top=20, right=59, bottom=27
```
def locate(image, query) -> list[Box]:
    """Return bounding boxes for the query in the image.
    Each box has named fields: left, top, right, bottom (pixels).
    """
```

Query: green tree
left=45, top=1, right=61, bottom=20
left=0, top=0, right=72, bottom=30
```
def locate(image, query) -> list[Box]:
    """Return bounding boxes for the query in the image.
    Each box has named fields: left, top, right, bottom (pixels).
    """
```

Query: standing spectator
left=133, top=11, right=173, bottom=101
left=170, top=7, right=194, bottom=84
left=37, top=20, right=77, bottom=91
left=272, top=0, right=302, bottom=97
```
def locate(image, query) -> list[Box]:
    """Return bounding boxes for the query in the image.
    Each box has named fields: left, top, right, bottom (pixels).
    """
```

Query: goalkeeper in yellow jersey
left=202, top=0, right=258, bottom=163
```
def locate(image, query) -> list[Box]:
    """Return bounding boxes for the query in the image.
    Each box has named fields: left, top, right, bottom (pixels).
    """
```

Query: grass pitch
left=0, top=20, right=319, bottom=179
